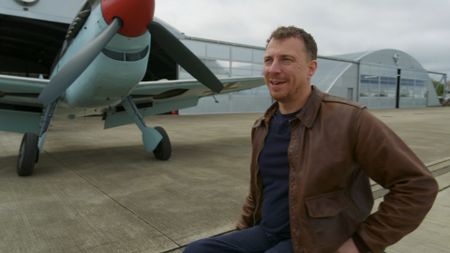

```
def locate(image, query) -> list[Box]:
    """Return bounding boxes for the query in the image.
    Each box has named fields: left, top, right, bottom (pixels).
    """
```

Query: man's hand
left=336, top=238, right=360, bottom=253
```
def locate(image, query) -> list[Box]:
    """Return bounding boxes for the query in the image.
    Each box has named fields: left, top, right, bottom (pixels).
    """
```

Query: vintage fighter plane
left=0, top=0, right=264, bottom=176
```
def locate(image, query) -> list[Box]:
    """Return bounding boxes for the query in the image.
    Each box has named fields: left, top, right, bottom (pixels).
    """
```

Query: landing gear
left=15, top=101, right=57, bottom=176
left=17, top=133, right=39, bottom=176
left=121, top=96, right=173, bottom=160
left=153, top=126, right=171, bottom=160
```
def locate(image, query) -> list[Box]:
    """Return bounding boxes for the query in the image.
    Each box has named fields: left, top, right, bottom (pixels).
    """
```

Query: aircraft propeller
left=38, top=0, right=223, bottom=106
left=148, top=22, right=223, bottom=94
left=38, top=18, right=122, bottom=106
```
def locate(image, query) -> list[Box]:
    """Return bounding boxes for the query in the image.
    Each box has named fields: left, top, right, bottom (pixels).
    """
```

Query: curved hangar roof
left=313, top=49, right=429, bottom=92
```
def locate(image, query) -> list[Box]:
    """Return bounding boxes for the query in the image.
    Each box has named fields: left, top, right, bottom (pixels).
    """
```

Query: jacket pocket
left=304, top=190, right=357, bottom=250
left=305, top=190, right=350, bottom=218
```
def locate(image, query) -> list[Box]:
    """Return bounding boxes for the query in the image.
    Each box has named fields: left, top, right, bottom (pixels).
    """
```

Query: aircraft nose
left=101, top=0, right=155, bottom=37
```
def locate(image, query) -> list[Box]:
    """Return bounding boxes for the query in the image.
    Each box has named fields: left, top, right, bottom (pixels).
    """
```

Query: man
left=184, top=26, right=438, bottom=253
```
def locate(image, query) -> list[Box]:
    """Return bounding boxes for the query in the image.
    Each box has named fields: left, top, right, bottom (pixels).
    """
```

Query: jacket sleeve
left=353, top=109, right=438, bottom=253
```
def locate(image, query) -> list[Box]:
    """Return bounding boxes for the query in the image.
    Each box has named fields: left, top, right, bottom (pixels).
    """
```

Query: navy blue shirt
left=259, top=109, right=298, bottom=239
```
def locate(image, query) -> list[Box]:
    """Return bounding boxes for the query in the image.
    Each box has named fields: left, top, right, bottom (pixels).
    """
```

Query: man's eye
left=264, top=58, right=273, bottom=64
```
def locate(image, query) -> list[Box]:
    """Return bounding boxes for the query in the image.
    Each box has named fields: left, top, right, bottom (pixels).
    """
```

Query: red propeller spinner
left=101, top=0, right=155, bottom=37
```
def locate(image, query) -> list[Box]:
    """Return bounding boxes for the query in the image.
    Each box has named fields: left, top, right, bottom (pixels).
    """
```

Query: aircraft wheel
left=17, top=133, right=39, bottom=177
left=153, top=126, right=171, bottom=161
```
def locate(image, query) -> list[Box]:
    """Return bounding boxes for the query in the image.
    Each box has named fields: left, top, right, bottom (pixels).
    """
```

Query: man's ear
left=308, top=60, right=318, bottom=78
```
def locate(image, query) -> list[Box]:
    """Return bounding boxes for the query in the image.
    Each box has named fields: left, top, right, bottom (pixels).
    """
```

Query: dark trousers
left=183, top=226, right=293, bottom=253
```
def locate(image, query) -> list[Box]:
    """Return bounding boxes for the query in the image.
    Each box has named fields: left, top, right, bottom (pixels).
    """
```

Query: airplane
left=0, top=0, right=264, bottom=176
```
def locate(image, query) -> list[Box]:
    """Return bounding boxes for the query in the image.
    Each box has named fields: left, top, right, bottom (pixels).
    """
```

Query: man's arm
left=352, top=109, right=438, bottom=252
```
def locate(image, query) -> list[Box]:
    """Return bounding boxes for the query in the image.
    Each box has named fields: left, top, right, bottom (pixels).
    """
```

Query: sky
left=155, top=0, right=450, bottom=80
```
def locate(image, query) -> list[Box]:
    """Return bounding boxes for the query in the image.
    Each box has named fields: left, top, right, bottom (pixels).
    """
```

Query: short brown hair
left=266, top=26, right=317, bottom=60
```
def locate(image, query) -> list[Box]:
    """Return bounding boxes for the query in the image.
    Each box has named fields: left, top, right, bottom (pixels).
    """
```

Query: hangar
left=180, top=38, right=446, bottom=114
left=315, top=49, right=442, bottom=109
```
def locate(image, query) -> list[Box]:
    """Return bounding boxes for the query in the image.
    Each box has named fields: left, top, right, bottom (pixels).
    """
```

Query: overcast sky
left=156, top=0, right=450, bottom=79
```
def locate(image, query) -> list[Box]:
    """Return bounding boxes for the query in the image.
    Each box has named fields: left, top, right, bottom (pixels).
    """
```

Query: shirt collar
left=256, top=85, right=323, bottom=129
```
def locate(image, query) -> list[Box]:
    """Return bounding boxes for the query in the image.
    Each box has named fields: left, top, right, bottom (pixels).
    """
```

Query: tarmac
left=0, top=106, right=449, bottom=253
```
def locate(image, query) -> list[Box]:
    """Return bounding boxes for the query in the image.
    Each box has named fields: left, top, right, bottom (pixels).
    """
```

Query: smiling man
left=184, top=26, right=438, bottom=253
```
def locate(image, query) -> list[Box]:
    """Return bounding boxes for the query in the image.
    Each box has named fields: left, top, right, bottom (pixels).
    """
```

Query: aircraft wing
left=103, top=76, right=265, bottom=128
left=0, top=74, right=47, bottom=134
left=0, top=74, right=48, bottom=95
left=0, top=73, right=265, bottom=131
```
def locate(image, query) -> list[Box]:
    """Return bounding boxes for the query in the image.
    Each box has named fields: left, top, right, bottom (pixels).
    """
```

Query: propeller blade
left=148, top=22, right=223, bottom=93
left=38, top=18, right=122, bottom=105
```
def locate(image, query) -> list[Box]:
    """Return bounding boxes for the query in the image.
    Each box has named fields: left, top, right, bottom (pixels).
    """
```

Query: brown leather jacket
left=237, top=86, right=438, bottom=253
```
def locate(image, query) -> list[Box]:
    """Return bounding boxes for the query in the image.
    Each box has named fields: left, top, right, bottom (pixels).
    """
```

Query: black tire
left=153, top=126, right=171, bottom=161
left=17, top=133, right=39, bottom=177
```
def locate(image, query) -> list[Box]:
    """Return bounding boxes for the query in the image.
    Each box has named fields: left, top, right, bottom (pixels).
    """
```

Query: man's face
left=263, top=37, right=317, bottom=104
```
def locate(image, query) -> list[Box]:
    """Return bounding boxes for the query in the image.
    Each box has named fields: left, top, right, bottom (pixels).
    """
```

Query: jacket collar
left=255, top=85, right=323, bottom=129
